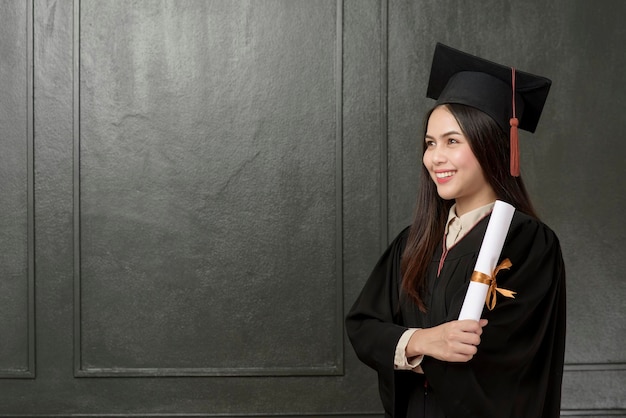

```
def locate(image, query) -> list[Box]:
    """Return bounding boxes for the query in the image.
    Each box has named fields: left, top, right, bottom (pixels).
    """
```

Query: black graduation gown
left=345, top=211, right=566, bottom=418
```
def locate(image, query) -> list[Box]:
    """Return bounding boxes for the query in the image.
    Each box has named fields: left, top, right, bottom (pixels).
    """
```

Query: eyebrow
left=424, top=130, right=463, bottom=139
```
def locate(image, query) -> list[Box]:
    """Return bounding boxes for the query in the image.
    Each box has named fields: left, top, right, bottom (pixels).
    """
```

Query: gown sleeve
left=421, top=214, right=566, bottom=418
left=345, top=228, right=411, bottom=417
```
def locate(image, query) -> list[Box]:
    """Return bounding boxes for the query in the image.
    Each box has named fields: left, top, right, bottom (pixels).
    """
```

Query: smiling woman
left=345, top=43, right=566, bottom=418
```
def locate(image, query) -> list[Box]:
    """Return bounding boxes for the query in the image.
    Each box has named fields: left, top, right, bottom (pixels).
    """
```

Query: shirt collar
left=445, top=201, right=496, bottom=248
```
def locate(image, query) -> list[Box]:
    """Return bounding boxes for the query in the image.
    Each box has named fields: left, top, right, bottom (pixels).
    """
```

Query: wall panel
left=0, top=0, right=35, bottom=379
left=74, top=0, right=342, bottom=377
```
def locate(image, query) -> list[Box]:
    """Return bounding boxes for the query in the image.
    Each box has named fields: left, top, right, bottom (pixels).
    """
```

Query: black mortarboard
left=426, top=43, right=552, bottom=176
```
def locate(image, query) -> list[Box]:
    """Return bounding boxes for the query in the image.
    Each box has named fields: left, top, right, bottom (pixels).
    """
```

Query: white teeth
left=435, top=171, right=455, bottom=178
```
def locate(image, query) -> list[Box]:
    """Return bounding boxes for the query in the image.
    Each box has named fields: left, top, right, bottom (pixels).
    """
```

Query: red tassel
left=510, top=117, right=519, bottom=177
left=509, top=67, right=520, bottom=177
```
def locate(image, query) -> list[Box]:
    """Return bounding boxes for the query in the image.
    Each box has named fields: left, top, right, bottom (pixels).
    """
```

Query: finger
left=457, top=319, right=483, bottom=332
left=448, top=348, right=477, bottom=362
left=455, top=334, right=481, bottom=348
left=465, top=333, right=481, bottom=346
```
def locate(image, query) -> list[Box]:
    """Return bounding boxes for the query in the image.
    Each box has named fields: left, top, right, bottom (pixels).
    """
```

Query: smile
left=435, top=171, right=455, bottom=179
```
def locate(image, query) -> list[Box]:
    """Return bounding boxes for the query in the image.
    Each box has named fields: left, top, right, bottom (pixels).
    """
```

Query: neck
left=454, top=195, right=497, bottom=217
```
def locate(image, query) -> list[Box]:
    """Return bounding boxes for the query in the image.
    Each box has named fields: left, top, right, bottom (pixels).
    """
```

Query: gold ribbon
left=470, top=258, right=516, bottom=310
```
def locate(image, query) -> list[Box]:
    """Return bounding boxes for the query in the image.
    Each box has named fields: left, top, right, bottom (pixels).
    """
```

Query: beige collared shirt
left=444, top=202, right=495, bottom=250
left=394, top=201, right=495, bottom=371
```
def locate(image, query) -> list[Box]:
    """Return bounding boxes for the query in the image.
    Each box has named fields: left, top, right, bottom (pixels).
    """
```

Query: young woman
left=345, top=44, right=566, bottom=418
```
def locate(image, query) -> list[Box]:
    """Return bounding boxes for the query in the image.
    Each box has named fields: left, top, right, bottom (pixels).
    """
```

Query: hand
left=406, top=319, right=488, bottom=363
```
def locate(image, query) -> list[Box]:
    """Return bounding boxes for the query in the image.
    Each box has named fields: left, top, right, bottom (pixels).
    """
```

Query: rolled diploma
left=458, top=200, right=516, bottom=321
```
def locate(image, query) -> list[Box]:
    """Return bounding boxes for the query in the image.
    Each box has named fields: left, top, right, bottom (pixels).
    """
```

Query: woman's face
left=423, top=106, right=497, bottom=215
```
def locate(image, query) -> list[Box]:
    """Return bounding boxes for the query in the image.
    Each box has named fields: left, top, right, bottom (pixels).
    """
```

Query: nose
left=430, top=145, right=447, bottom=164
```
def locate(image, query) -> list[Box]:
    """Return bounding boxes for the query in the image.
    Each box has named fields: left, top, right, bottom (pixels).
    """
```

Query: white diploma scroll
left=458, top=200, right=516, bottom=321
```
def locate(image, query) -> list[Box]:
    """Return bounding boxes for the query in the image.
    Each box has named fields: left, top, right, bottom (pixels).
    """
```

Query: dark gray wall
left=0, top=0, right=623, bottom=416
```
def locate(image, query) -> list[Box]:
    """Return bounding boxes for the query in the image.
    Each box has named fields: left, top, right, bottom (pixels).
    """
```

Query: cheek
left=460, top=154, right=487, bottom=182
left=454, top=148, right=480, bottom=169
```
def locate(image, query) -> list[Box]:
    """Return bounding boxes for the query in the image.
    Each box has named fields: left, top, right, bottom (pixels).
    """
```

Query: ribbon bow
left=470, top=258, right=516, bottom=310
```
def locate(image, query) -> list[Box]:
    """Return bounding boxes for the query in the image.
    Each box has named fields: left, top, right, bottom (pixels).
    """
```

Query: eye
left=448, top=137, right=459, bottom=144
left=425, top=139, right=435, bottom=147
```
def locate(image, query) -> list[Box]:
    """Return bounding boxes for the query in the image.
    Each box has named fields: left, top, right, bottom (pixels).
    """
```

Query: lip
left=433, top=170, right=455, bottom=184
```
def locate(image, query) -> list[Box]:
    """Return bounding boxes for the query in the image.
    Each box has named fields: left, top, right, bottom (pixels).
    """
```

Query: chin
left=435, top=188, right=457, bottom=201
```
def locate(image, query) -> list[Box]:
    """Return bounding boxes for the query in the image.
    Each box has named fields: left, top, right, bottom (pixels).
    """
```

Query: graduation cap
left=426, top=43, right=552, bottom=176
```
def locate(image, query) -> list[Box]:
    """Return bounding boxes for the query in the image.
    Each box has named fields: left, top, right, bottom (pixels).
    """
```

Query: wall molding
left=560, top=411, right=626, bottom=417
left=0, top=0, right=36, bottom=381
left=2, top=411, right=625, bottom=418
left=564, top=363, right=626, bottom=371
